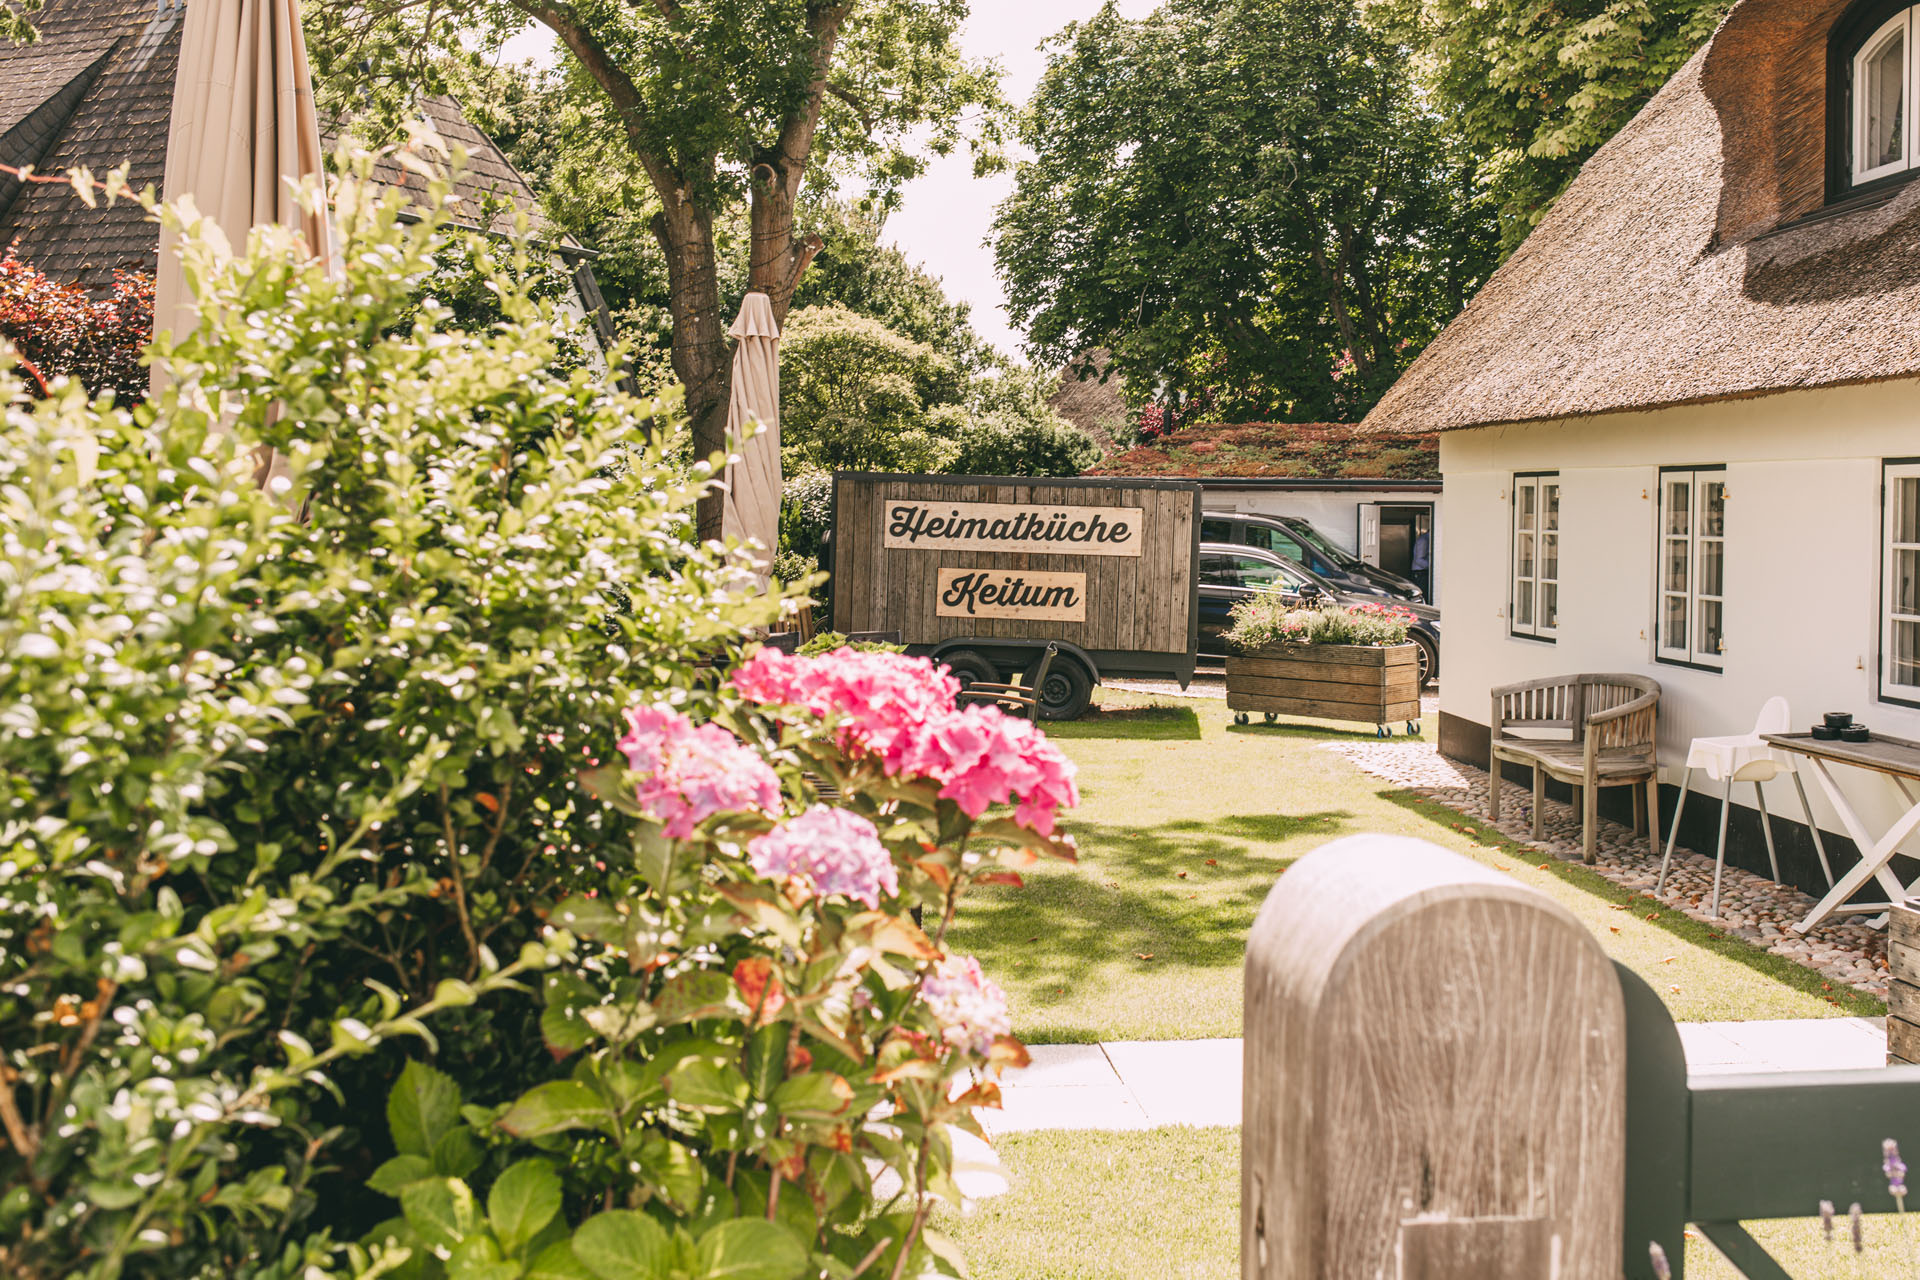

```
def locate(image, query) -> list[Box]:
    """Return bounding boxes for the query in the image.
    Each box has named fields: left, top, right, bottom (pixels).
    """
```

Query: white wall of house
left=1439, top=377, right=1920, bottom=841
left=1201, top=485, right=1441, bottom=556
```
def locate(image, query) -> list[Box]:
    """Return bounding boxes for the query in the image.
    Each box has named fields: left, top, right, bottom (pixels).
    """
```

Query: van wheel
left=1031, top=655, right=1094, bottom=721
left=940, top=650, right=999, bottom=695
left=1412, top=634, right=1438, bottom=690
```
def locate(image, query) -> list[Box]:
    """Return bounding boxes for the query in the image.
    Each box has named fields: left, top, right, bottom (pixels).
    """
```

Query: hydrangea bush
left=0, top=139, right=1071, bottom=1280
left=1224, top=598, right=1419, bottom=651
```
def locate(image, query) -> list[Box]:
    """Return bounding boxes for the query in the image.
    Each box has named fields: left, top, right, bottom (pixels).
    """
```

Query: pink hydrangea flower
left=617, top=705, right=781, bottom=839
left=729, top=648, right=1079, bottom=834
left=918, top=955, right=1011, bottom=1055
left=748, top=805, right=899, bottom=908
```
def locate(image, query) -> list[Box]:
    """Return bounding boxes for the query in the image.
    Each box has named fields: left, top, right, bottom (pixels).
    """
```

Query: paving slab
left=1102, top=1038, right=1242, bottom=1128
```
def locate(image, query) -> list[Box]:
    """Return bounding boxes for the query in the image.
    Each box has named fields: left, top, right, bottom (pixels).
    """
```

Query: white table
left=1764, top=732, right=1920, bottom=932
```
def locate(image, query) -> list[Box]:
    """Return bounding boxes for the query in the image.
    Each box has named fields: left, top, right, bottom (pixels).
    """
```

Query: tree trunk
left=650, top=199, right=732, bottom=541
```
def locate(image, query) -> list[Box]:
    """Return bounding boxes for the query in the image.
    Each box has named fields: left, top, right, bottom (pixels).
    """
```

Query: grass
left=944, top=1128, right=1920, bottom=1279
left=952, top=690, right=1880, bottom=1044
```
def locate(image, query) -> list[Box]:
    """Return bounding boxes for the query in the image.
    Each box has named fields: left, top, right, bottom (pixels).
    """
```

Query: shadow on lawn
left=949, top=809, right=1353, bottom=1039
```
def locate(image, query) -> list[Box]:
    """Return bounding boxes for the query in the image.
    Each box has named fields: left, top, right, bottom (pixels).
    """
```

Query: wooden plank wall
left=1891, top=902, right=1920, bottom=1065
left=832, top=475, right=1196, bottom=655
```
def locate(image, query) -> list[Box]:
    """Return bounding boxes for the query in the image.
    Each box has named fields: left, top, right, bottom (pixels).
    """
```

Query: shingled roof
left=1359, top=0, right=1920, bottom=436
left=0, top=0, right=558, bottom=291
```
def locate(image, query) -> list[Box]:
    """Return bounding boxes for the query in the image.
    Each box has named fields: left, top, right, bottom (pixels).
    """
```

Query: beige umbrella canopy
left=720, top=292, right=782, bottom=574
left=152, top=0, right=331, bottom=403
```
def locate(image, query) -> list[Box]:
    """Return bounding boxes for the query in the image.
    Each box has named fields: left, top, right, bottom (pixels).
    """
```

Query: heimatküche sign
left=884, top=500, right=1143, bottom=557
left=936, top=568, right=1087, bottom=622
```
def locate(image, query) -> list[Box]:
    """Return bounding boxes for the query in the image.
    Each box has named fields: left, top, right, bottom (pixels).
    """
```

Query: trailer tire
left=939, top=649, right=999, bottom=695
left=1031, top=654, right=1094, bottom=721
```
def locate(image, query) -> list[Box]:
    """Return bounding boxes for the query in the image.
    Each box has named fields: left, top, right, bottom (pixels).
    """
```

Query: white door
left=1357, top=503, right=1382, bottom=566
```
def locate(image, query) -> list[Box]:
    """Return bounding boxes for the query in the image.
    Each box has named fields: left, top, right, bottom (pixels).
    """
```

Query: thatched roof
left=0, top=0, right=562, bottom=291
left=1360, top=0, right=1920, bottom=436
left=1049, top=350, right=1128, bottom=453
left=1087, top=422, right=1439, bottom=481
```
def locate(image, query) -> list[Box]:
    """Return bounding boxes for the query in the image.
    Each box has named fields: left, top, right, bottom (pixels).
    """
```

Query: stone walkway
left=986, top=1019, right=1890, bottom=1134
left=1321, top=736, right=1892, bottom=998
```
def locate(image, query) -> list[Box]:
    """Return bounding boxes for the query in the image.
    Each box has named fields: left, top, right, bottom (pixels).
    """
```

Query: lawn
left=951, top=690, right=1879, bottom=1044
left=945, top=1129, right=1920, bottom=1280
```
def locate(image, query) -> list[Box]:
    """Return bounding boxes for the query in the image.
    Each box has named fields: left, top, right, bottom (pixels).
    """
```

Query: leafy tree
left=311, top=0, right=1006, bottom=539
left=1365, top=0, right=1731, bottom=247
left=780, top=303, right=961, bottom=472
left=0, top=253, right=152, bottom=401
left=993, top=0, right=1497, bottom=422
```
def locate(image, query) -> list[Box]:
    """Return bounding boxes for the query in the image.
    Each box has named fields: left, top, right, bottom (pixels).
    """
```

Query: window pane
left=1540, top=534, right=1558, bottom=581
left=1664, top=595, right=1688, bottom=651
left=1894, top=618, right=1920, bottom=688
left=1515, top=578, right=1534, bottom=628
left=1699, top=539, right=1724, bottom=598
left=1666, top=481, right=1691, bottom=535
left=1201, top=520, right=1231, bottom=543
left=1664, top=539, right=1690, bottom=593
left=1698, top=598, right=1724, bottom=659
left=1701, top=480, right=1726, bottom=536
left=1865, top=27, right=1908, bottom=171
left=1896, top=476, right=1920, bottom=544
left=1541, top=583, right=1559, bottom=630
left=1898, top=547, right=1920, bottom=616
left=1517, top=532, right=1535, bottom=579
left=1543, top=484, right=1560, bottom=532
left=1517, top=484, right=1536, bottom=531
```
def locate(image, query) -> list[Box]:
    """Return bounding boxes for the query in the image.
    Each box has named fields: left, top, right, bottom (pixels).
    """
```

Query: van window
left=1244, top=524, right=1308, bottom=561
left=1201, top=518, right=1236, bottom=543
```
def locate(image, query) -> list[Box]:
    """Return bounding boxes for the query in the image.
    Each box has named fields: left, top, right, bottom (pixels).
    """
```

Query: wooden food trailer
left=829, top=473, right=1201, bottom=719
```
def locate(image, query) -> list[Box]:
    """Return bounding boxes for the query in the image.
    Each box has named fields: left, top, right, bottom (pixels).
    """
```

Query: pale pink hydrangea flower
left=918, top=954, right=1011, bottom=1056
left=748, top=805, right=899, bottom=908
left=617, top=705, right=780, bottom=839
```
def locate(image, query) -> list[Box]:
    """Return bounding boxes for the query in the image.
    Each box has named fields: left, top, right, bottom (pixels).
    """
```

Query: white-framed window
left=1883, top=459, right=1920, bottom=703
left=1510, top=473, right=1560, bottom=641
left=1852, top=7, right=1918, bottom=186
left=1655, top=467, right=1726, bottom=670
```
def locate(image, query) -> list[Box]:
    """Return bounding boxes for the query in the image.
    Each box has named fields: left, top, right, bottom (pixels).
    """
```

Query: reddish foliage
left=0, top=249, right=154, bottom=402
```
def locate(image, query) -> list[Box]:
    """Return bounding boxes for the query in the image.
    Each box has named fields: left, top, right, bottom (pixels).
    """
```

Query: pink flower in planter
left=918, top=954, right=1011, bottom=1055
left=749, top=805, right=899, bottom=908
left=617, top=705, right=780, bottom=838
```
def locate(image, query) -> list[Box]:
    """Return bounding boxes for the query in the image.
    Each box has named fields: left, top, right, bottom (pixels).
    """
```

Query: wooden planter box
left=1225, top=642, right=1421, bottom=729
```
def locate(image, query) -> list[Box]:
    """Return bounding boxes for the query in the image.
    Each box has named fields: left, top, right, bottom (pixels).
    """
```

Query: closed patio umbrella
left=152, top=0, right=331, bottom=420
left=720, top=291, right=781, bottom=575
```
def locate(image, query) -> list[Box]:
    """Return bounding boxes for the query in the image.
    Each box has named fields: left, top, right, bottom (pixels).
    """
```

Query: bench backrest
left=1496, top=674, right=1660, bottom=744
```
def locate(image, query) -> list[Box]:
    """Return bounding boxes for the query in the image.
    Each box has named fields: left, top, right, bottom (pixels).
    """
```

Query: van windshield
left=1280, top=518, right=1363, bottom=568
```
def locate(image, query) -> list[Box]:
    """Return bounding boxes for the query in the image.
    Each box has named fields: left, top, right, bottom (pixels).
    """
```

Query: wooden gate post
left=1243, top=835, right=1627, bottom=1279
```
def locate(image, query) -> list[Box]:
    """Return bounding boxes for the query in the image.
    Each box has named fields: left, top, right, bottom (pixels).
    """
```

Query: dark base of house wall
left=1437, top=712, right=1913, bottom=906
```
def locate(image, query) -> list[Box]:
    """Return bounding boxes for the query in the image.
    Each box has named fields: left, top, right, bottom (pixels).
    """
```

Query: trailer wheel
left=1031, top=654, right=1094, bottom=721
left=939, top=649, right=999, bottom=696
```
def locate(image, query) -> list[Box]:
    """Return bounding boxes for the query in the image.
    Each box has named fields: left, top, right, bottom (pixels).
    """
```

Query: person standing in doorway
left=1411, top=526, right=1431, bottom=602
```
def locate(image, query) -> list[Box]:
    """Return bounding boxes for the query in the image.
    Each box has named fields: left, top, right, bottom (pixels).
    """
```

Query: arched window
left=1832, top=0, right=1920, bottom=195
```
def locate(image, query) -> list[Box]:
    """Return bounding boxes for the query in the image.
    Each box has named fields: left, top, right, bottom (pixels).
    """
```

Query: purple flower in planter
left=1647, top=1241, right=1672, bottom=1280
left=1820, top=1199, right=1835, bottom=1241
left=1885, top=1138, right=1908, bottom=1203
left=1850, top=1201, right=1864, bottom=1254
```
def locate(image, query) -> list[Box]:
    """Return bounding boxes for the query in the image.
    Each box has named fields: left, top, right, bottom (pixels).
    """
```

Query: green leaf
left=389, top=1060, right=463, bottom=1160
left=541, top=972, right=599, bottom=1058
left=549, top=894, right=623, bottom=943
left=433, top=1126, right=484, bottom=1179
left=498, top=1080, right=610, bottom=1138
left=664, top=1059, right=750, bottom=1114
left=447, top=1235, right=519, bottom=1280
left=654, top=970, right=736, bottom=1025
left=771, top=1072, right=854, bottom=1121
left=693, top=1219, right=807, bottom=1280
left=367, top=1154, right=435, bottom=1198
left=488, top=1160, right=562, bottom=1255
left=527, top=1240, right=596, bottom=1280
left=400, top=1177, right=476, bottom=1250
left=571, top=1210, right=673, bottom=1280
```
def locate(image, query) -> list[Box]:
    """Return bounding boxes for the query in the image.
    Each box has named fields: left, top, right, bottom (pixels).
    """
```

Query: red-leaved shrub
left=0, top=249, right=153, bottom=402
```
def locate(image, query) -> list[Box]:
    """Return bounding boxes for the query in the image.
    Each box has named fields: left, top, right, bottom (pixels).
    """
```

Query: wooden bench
left=1490, top=674, right=1661, bottom=864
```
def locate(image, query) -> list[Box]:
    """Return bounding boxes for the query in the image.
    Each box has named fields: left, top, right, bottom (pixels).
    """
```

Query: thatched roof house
left=1368, top=0, right=1920, bottom=909
left=0, top=0, right=607, bottom=313
left=1362, top=0, right=1920, bottom=436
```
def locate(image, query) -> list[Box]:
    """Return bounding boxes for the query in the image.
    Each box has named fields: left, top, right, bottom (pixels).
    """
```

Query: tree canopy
left=311, top=0, right=1007, bottom=535
left=1365, top=0, right=1732, bottom=246
left=993, top=0, right=1498, bottom=425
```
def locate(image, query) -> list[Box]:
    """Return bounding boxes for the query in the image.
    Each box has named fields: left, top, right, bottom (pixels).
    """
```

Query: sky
left=500, top=1, right=1160, bottom=360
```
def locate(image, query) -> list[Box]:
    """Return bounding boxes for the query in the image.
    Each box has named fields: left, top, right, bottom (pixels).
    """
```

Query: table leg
left=1792, top=759, right=1920, bottom=931
left=1790, top=770, right=1835, bottom=887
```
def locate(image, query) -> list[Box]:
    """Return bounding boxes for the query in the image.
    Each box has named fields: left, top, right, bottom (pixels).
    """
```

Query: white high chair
left=1655, top=697, right=1834, bottom=918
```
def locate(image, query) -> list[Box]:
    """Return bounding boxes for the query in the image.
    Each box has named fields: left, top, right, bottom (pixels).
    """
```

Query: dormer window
left=1833, top=0, right=1920, bottom=197
left=1855, top=9, right=1912, bottom=182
